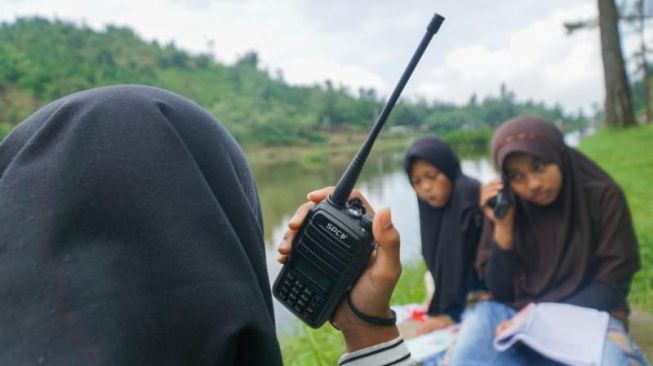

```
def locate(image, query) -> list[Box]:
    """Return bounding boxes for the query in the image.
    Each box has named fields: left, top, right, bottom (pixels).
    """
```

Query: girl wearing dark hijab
left=0, top=85, right=411, bottom=365
left=449, top=116, right=649, bottom=365
left=404, top=137, right=484, bottom=335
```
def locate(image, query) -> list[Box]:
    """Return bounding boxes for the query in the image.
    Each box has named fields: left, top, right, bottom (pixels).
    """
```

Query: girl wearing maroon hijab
left=404, top=137, right=484, bottom=335
left=449, top=116, right=649, bottom=365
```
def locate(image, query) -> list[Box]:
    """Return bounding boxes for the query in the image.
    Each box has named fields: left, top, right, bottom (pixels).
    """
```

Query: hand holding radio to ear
left=480, top=179, right=515, bottom=250
left=278, top=186, right=402, bottom=351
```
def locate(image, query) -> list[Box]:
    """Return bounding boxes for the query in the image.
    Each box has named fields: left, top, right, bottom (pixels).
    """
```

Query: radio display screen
left=295, top=258, right=331, bottom=290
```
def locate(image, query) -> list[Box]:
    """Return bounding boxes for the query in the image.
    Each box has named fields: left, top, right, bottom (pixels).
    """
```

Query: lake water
left=251, top=149, right=497, bottom=329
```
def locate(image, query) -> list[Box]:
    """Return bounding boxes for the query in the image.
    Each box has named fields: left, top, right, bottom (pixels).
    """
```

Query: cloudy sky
left=2, top=0, right=646, bottom=113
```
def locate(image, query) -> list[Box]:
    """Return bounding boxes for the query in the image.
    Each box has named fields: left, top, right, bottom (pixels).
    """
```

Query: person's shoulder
left=585, top=180, right=628, bottom=219
left=585, top=179, right=624, bottom=201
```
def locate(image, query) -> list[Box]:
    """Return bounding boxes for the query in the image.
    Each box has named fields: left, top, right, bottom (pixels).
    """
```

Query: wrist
left=334, top=297, right=399, bottom=352
left=342, top=323, right=400, bottom=352
left=494, top=223, right=514, bottom=249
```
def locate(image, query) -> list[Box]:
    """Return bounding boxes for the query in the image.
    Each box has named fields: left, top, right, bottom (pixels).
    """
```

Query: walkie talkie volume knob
left=360, top=215, right=373, bottom=232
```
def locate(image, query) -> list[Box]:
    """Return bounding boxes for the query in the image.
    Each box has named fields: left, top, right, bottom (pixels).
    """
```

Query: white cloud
left=418, top=3, right=601, bottom=112
left=282, top=56, right=386, bottom=91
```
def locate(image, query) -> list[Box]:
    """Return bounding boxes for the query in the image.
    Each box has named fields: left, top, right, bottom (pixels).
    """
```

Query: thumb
left=372, top=208, right=401, bottom=276
left=306, top=186, right=334, bottom=203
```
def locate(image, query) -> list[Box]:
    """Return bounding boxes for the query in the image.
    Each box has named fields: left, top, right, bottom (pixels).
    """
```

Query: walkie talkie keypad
left=275, top=269, right=328, bottom=322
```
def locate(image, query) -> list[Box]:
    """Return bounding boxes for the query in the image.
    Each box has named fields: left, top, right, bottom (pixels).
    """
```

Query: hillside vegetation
left=0, top=17, right=589, bottom=146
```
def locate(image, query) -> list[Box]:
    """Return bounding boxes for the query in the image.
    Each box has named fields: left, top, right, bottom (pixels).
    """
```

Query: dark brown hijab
left=477, top=116, right=640, bottom=310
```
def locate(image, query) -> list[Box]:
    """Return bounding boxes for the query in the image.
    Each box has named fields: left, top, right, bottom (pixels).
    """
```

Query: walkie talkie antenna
left=329, top=13, right=445, bottom=207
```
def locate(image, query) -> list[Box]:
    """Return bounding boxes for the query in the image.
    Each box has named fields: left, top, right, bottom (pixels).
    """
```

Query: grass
left=578, top=123, right=653, bottom=312
left=0, top=122, right=13, bottom=141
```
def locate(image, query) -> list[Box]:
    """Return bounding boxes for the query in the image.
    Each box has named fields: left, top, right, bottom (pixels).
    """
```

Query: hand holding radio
left=278, top=187, right=402, bottom=351
left=481, top=179, right=515, bottom=250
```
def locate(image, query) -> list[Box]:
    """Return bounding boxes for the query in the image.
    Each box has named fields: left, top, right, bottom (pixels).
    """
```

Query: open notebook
left=494, top=302, right=610, bottom=366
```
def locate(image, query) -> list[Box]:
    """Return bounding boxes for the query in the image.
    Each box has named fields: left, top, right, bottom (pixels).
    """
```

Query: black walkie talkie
left=273, top=13, right=445, bottom=328
left=489, top=177, right=511, bottom=219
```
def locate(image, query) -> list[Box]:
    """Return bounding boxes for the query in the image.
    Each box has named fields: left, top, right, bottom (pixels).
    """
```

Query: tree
left=628, top=0, right=651, bottom=122
left=565, top=0, right=637, bottom=127
left=598, top=0, right=636, bottom=127
left=235, top=51, right=260, bottom=69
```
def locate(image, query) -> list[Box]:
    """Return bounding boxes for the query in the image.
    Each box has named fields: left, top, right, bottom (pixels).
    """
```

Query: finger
left=480, top=186, right=502, bottom=207
left=288, top=201, right=315, bottom=230
left=277, top=228, right=296, bottom=264
left=495, top=324, right=504, bottom=338
left=278, top=230, right=295, bottom=254
left=306, top=186, right=335, bottom=203
left=371, top=208, right=401, bottom=279
left=483, top=180, right=503, bottom=192
left=495, top=321, right=510, bottom=337
left=306, top=187, right=377, bottom=215
left=480, top=192, right=497, bottom=208
left=279, top=202, right=315, bottom=263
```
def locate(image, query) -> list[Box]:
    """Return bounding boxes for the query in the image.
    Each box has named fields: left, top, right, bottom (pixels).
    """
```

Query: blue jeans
left=448, top=301, right=651, bottom=366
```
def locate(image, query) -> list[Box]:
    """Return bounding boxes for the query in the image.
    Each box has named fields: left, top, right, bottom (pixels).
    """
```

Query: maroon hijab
left=477, top=116, right=640, bottom=310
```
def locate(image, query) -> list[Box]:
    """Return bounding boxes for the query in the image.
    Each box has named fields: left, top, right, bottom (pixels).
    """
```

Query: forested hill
left=0, top=17, right=588, bottom=145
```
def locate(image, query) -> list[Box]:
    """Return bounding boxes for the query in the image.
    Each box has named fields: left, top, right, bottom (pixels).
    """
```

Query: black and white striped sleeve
left=338, top=336, right=415, bottom=366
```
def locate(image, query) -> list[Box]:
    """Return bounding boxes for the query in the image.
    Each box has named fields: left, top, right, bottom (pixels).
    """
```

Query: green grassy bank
left=245, top=129, right=492, bottom=166
left=578, top=123, right=653, bottom=312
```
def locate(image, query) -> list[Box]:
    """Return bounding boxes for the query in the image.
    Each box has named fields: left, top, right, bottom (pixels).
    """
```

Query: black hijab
left=404, top=137, right=483, bottom=320
left=0, top=85, right=282, bottom=365
left=477, top=116, right=640, bottom=311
